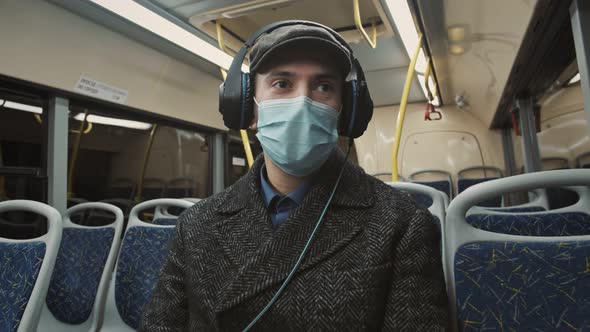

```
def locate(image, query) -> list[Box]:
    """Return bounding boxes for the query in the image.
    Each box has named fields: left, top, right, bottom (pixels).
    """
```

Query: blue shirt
left=260, top=164, right=311, bottom=230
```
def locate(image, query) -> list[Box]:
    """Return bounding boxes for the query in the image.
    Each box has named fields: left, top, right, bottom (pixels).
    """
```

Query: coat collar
left=214, top=148, right=375, bottom=215
left=211, top=148, right=376, bottom=315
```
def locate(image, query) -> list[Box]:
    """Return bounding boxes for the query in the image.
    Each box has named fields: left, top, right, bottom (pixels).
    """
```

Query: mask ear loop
left=242, top=138, right=353, bottom=332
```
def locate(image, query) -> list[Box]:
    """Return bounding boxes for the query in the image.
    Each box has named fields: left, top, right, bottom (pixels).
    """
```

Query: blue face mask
left=255, top=96, right=339, bottom=177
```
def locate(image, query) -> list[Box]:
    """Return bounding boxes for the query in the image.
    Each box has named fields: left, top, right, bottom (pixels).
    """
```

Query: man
left=141, top=22, right=448, bottom=331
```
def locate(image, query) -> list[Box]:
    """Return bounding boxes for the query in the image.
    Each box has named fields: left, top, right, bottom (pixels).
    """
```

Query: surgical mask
left=255, top=96, right=339, bottom=177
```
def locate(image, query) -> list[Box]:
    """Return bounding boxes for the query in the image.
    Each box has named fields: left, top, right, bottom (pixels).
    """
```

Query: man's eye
left=272, top=80, right=288, bottom=89
left=317, top=83, right=333, bottom=92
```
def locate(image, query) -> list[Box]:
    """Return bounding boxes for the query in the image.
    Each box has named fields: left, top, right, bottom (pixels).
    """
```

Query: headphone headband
left=219, top=20, right=373, bottom=138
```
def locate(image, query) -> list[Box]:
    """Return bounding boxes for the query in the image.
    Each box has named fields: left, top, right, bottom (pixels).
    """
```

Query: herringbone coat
left=140, top=151, right=449, bottom=331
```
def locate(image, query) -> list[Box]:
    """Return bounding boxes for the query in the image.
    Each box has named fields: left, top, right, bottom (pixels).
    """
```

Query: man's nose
left=294, top=83, right=313, bottom=99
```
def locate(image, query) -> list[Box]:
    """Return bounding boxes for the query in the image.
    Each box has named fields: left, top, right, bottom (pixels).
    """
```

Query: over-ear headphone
left=218, top=20, right=373, bottom=138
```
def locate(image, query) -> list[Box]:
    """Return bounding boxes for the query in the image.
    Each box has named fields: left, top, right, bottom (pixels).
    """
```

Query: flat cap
left=248, top=24, right=352, bottom=76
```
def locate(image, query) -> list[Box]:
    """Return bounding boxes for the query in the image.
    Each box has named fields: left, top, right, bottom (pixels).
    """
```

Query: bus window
left=0, top=94, right=48, bottom=238
left=67, top=107, right=212, bottom=211
left=0, top=96, right=46, bottom=203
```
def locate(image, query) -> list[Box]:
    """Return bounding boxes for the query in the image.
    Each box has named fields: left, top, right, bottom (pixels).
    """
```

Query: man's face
left=252, top=49, right=344, bottom=129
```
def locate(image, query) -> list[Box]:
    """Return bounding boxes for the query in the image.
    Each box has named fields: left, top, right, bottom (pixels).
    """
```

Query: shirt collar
left=260, top=163, right=312, bottom=207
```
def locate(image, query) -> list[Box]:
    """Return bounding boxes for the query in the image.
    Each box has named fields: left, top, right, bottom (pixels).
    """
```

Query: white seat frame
left=0, top=200, right=62, bottom=332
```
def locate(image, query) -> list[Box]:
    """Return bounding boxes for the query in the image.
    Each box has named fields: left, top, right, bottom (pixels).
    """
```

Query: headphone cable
left=242, top=138, right=354, bottom=331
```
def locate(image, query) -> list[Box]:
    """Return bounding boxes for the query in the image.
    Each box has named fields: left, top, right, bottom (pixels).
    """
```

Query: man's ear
left=250, top=105, right=258, bottom=130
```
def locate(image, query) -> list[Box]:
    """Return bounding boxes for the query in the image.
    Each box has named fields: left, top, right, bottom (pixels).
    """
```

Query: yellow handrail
left=424, top=59, right=433, bottom=101
left=135, top=124, right=158, bottom=203
left=67, top=110, right=88, bottom=198
left=391, top=35, right=423, bottom=182
left=353, top=0, right=377, bottom=48
left=216, top=20, right=254, bottom=168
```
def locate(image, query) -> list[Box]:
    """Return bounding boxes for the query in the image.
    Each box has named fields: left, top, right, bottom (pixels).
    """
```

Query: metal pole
left=516, top=97, right=542, bottom=173
left=67, top=110, right=88, bottom=198
left=501, top=128, right=518, bottom=205
left=47, top=97, right=69, bottom=214
left=571, top=0, right=590, bottom=136
left=135, top=124, right=158, bottom=203
left=212, top=133, right=225, bottom=194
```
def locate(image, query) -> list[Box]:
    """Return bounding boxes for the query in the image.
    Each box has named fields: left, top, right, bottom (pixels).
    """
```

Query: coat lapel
left=212, top=150, right=376, bottom=314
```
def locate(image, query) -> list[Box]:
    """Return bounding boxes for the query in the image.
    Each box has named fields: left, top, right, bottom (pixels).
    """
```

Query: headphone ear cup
left=241, top=73, right=254, bottom=129
left=351, top=79, right=373, bottom=138
left=338, top=81, right=354, bottom=137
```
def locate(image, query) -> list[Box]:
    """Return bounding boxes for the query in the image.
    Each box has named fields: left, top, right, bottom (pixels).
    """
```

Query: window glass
left=67, top=107, right=212, bottom=219
left=0, top=94, right=48, bottom=238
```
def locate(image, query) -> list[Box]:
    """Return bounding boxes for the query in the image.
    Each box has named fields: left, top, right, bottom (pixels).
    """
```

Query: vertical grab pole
left=391, top=35, right=423, bottom=182
left=67, top=110, right=88, bottom=198
left=135, top=124, right=158, bottom=203
left=217, top=21, right=254, bottom=169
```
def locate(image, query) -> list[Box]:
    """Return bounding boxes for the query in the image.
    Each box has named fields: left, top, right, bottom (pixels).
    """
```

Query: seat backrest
left=371, top=172, right=405, bottom=182
left=100, top=198, right=195, bottom=330
left=107, top=178, right=136, bottom=200
left=457, top=166, right=503, bottom=207
left=154, top=198, right=202, bottom=220
left=0, top=200, right=62, bottom=332
left=576, top=151, right=590, bottom=168
left=141, top=178, right=166, bottom=200
left=541, top=156, right=571, bottom=170
left=40, top=202, right=123, bottom=331
left=164, top=177, right=195, bottom=198
left=480, top=188, right=549, bottom=213
left=466, top=186, right=590, bottom=236
left=385, top=182, right=446, bottom=227
left=445, top=169, right=590, bottom=331
left=409, top=169, right=453, bottom=199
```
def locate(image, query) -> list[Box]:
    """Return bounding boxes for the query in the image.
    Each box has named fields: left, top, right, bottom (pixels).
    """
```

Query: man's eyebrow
left=267, top=70, right=295, bottom=78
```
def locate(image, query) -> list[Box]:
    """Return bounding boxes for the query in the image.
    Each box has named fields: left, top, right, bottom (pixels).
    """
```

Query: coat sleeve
left=139, top=216, right=189, bottom=331
left=381, top=207, right=450, bottom=331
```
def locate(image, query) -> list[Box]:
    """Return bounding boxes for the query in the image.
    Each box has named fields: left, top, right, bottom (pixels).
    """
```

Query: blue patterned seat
left=46, top=228, right=114, bottom=324
left=152, top=218, right=177, bottom=225
left=484, top=206, right=546, bottom=213
left=414, top=180, right=452, bottom=199
left=115, top=226, right=175, bottom=329
left=466, top=212, right=590, bottom=236
left=0, top=242, right=46, bottom=331
left=455, top=241, right=590, bottom=331
left=410, top=192, right=434, bottom=209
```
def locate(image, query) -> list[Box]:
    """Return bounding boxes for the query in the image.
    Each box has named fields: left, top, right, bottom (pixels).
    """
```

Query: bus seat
left=476, top=188, right=549, bottom=213
left=107, top=178, right=136, bottom=201
left=0, top=200, right=62, bottom=332
left=457, top=166, right=503, bottom=207
left=140, top=178, right=166, bottom=201
left=371, top=172, right=405, bottom=182
left=385, top=182, right=446, bottom=228
left=39, top=202, right=123, bottom=331
left=445, top=169, right=590, bottom=331
left=164, top=177, right=195, bottom=198
left=100, top=198, right=195, bottom=331
left=154, top=198, right=201, bottom=221
left=576, top=151, right=590, bottom=168
left=409, top=169, right=453, bottom=200
left=465, top=186, right=590, bottom=236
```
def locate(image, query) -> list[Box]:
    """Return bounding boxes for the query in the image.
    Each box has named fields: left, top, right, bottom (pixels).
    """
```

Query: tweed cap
left=248, top=24, right=352, bottom=76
